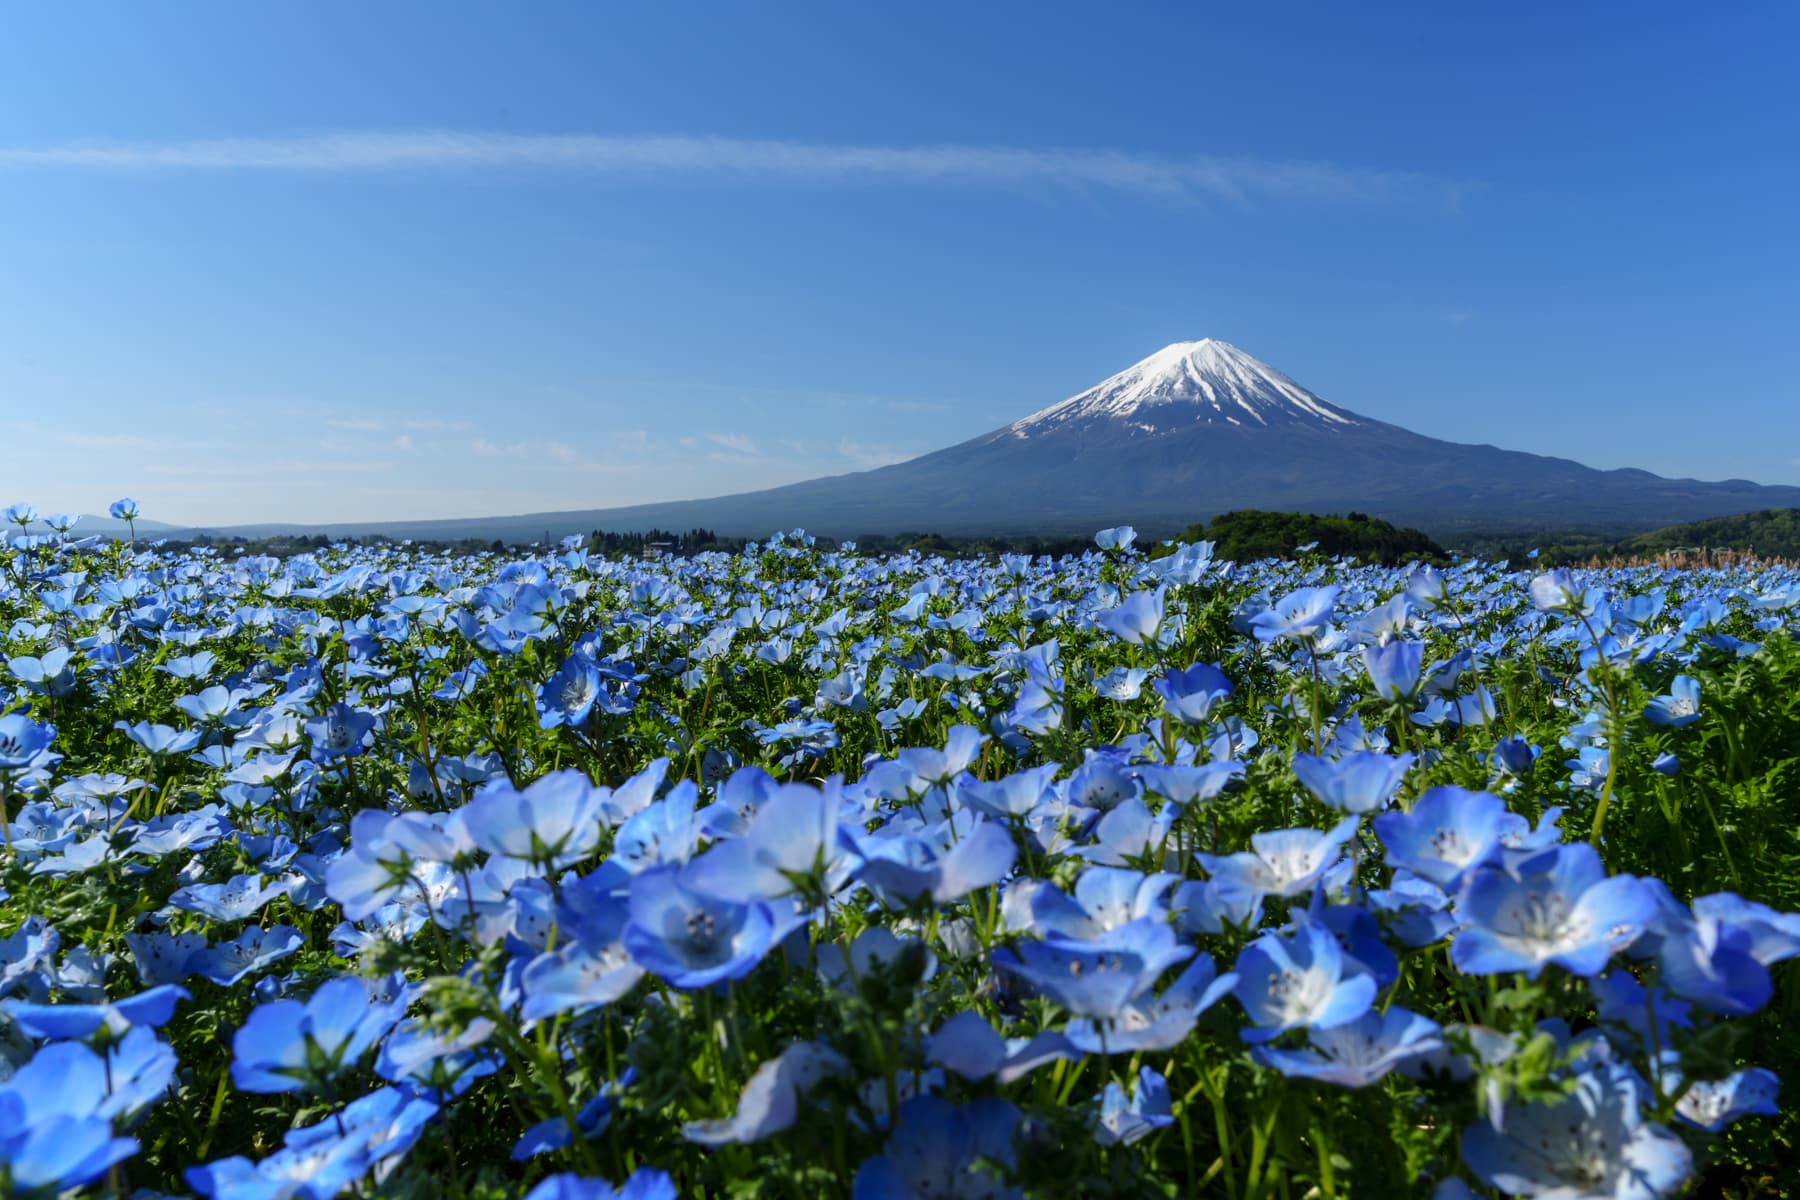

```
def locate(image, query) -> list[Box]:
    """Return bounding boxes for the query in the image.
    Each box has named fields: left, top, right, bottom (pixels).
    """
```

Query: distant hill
left=1167, top=510, right=1446, bottom=565
left=1619, top=508, right=1800, bottom=559
left=154, top=340, right=1800, bottom=545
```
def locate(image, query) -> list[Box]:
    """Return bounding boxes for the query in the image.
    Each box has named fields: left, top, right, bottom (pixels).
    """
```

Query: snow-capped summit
left=1008, top=339, right=1364, bottom=437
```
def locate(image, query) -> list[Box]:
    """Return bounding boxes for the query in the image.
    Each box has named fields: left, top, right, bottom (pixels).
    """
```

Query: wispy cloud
left=704, top=432, right=759, bottom=456
left=0, top=130, right=1471, bottom=207
left=835, top=437, right=914, bottom=469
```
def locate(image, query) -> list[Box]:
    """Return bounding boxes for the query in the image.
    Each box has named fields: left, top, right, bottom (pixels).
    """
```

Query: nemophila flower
left=1063, top=952, right=1237, bottom=1055
left=682, top=1042, right=848, bottom=1146
left=1195, top=817, right=1358, bottom=901
left=109, top=497, right=139, bottom=521
left=230, top=975, right=405, bottom=1094
left=1490, top=735, right=1540, bottom=780
left=375, top=1017, right=498, bottom=1098
left=1452, top=843, right=1657, bottom=979
left=1152, top=661, right=1233, bottom=725
left=1172, top=877, right=1264, bottom=935
left=540, top=653, right=603, bottom=729
left=955, top=762, right=1060, bottom=819
left=169, top=872, right=294, bottom=922
left=815, top=927, right=937, bottom=993
left=1252, top=1007, right=1442, bottom=1088
left=1367, top=873, right=1458, bottom=948
left=1078, top=797, right=1178, bottom=869
left=623, top=862, right=776, bottom=988
left=1249, top=585, right=1339, bottom=643
left=1643, top=675, right=1701, bottom=728
left=0, top=917, right=59, bottom=997
left=1461, top=1063, right=1692, bottom=1200
left=1233, top=917, right=1378, bottom=1044
left=682, top=780, right=856, bottom=907
left=124, top=930, right=207, bottom=987
left=1670, top=1065, right=1780, bottom=1134
left=855, top=817, right=1016, bottom=907
left=0, top=713, right=56, bottom=771
left=9, top=646, right=77, bottom=698
left=1094, top=585, right=1167, bottom=646
left=1094, top=1066, right=1174, bottom=1147
left=525, top=1170, right=678, bottom=1200
left=1650, top=907, right=1773, bottom=1017
left=695, top=764, right=782, bottom=838
left=995, top=917, right=1192, bottom=1019
left=191, top=926, right=305, bottom=988
left=3, top=983, right=189, bottom=1040
left=1, top=502, right=36, bottom=528
left=1372, top=786, right=1515, bottom=889
left=1026, top=866, right=1181, bottom=940
left=1691, top=892, right=1800, bottom=965
left=1291, top=751, right=1416, bottom=814
left=305, top=702, right=376, bottom=760
left=513, top=1070, right=634, bottom=1160
left=1093, top=665, right=1149, bottom=701
left=897, top=724, right=987, bottom=789
left=1528, top=568, right=1583, bottom=612
left=464, top=769, right=609, bottom=873
left=0, top=1085, right=139, bottom=1193
left=189, top=1085, right=439, bottom=1200
left=1363, top=640, right=1424, bottom=702
left=1094, top=525, right=1137, bottom=552
left=1065, top=751, right=1144, bottom=812
left=926, top=1012, right=1073, bottom=1084
left=852, top=1095, right=1020, bottom=1200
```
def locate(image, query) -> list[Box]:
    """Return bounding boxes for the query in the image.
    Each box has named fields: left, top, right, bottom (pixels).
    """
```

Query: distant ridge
left=158, top=341, right=1800, bottom=544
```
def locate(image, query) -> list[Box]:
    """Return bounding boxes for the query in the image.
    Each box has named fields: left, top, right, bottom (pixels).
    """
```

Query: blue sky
left=1, top=4, right=1795, bottom=526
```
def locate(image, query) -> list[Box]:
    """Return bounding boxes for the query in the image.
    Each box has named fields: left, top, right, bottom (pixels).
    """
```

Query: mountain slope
left=168, top=341, right=1800, bottom=543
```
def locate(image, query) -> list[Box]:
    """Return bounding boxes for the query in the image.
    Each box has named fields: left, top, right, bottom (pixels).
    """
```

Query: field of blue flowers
left=2, top=503, right=1798, bottom=1200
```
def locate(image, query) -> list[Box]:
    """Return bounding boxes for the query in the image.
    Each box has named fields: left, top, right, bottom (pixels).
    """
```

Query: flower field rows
left=2, top=508, right=1798, bottom=1198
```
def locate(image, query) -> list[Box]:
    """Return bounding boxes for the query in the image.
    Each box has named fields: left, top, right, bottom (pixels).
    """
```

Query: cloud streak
left=0, top=130, right=1470, bottom=207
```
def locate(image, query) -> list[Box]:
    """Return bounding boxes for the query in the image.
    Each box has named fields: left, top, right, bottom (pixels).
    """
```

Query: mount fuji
left=185, top=340, right=1800, bottom=543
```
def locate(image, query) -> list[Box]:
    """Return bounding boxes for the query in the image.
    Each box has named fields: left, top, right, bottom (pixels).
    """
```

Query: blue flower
left=855, top=817, right=1017, bottom=907
left=1063, top=952, right=1236, bottom=1054
left=681, top=1042, right=847, bottom=1146
left=1672, top=1065, right=1780, bottom=1134
left=1094, top=526, right=1137, bottom=552
left=1291, top=751, right=1415, bottom=814
left=1362, top=640, right=1424, bottom=702
left=3, top=983, right=189, bottom=1040
left=995, top=917, right=1192, bottom=1020
left=169, top=872, right=293, bottom=922
left=540, top=654, right=604, bottom=729
left=305, top=702, right=377, bottom=760
left=1251, top=1007, right=1441, bottom=1087
left=1452, top=844, right=1656, bottom=979
left=1461, top=1064, right=1691, bottom=1199
left=1232, top=917, right=1377, bottom=1044
left=109, top=498, right=139, bottom=521
left=1093, top=1066, right=1174, bottom=1147
left=1195, top=817, right=1358, bottom=901
left=0, top=714, right=57, bottom=771
left=1152, top=661, right=1234, bottom=725
left=191, top=926, right=305, bottom=988
left=926, top=1012, right=1073, bottom=1084
left=464, top=769, right=609, bottom=873
left=1372, top=786, right=1514, bottom=889
left=852, top=1096, right=1020, bottom=1200
left=1094, top=586, right=1168, bottom=646
left=230, top=975, right=405, bottom=1094
left=1248, top=585, right=1339, bottom=643
left=525, top=1170, right=678, bottom=1200
left=623, top=863, right=776, bottom=988
left=1643, top=675, right=1701, bottom=728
